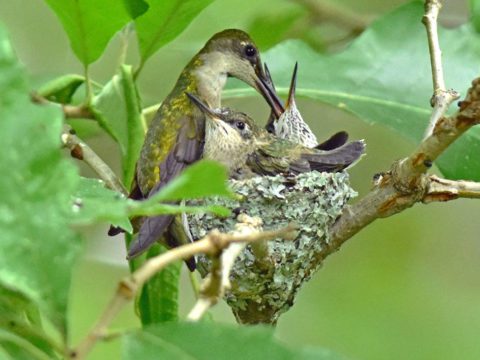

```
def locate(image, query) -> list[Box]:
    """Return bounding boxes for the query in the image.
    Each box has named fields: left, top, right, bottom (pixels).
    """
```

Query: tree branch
left=301, top=2, right=480, bottom=277
left=61, top=125, right=128, bottom=196
left=70, top=219, right=295, bottom=360
left=422, top=0, right=460, bottom=139
left=304, top=78, right=480, bottom=279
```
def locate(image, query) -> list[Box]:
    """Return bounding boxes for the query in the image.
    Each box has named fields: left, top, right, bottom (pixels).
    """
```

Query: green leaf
left=0, top=329, right=52, bottom=360
left=137, top=244, right=181, bottom=325
left=225, top=1, right=480, bottom=181
left=248, top=9, right=304, bottom=50
left=135, top=0, right=215, bottom=68
left=72, top=177, right=134, bottom=232
left=43, top=0, right=138, bottom=65
left=71, top=160, right=231, bottom=232
left=0, top=25, right=80, bottom=337
left=132, top=203, right=230, bottom=218
left=92, top=65, right=145, bottom=187
left=123, top=322, right=338, bottom=359
left=36, top=74, right=85, bottom=104
left=71, top=178, right=230, bottom=233
left=123, top=0, right=149, bottom=19
left=0, top=288, right=59, bottom=360
left=0, top=31, right=26, bottom=105
left=471, top=0, right=480, bottom=33
left=153, top=160, right=233, bottom=201
left=299, top=347, right=350, bottom=360
left=0, top=346, right=12, bottom=360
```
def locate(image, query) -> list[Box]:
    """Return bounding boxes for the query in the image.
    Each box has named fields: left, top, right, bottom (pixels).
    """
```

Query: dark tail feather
left=127, top=215, right=174, bottom=259
left=108, top=176, right=145, bottom=236
left=316, top=131, right=349, bottom=151
left=185, top=257, right=196, bottom=272
left=303, top=140, right=366, bottom=172
left=108, top=225, right=124, bottom=236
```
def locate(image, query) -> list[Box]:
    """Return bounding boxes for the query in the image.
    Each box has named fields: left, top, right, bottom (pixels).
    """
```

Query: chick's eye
left=244, top=44, right=256, bottom=57
left=236, top=121, right=246, bottom=130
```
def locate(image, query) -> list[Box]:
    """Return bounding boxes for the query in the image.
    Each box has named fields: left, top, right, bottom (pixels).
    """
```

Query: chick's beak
left=253, top=59, right=284, bottom=119
left=285, top=62, right=298, bottom=109
left=186, top=92, right=221, bottom=123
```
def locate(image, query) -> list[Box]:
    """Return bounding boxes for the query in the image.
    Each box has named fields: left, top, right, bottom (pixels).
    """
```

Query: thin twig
left=424, top=175, right=480, bottom=202
left=70, top=222, right=295, bottom=360
left=187, top=215, right=265, bottom=321
left=186, top=255, right=223, bottom=322
left=422, top=0, right=460, bottom=139
left=31, top=92, right=95, bottom=119
left=423, top=0, right=445, bottom=92
left=62, top=104, right=95, bottom=119
left=61, top=125, right=128, bottom=195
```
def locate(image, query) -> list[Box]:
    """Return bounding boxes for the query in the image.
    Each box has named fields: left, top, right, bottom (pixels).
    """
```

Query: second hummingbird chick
left=264, top=63, right=349, bottom=151
left=272, top=63, right=318, bottom=148
left=186, top=93, right=365, bottom=179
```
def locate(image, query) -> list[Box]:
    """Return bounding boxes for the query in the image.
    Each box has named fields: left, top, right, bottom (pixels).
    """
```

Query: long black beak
left=255, top=62, right=284, bottom=119
left=286, top=62, right=298, bottom=109
left=186, top=92, right=221, bottom=121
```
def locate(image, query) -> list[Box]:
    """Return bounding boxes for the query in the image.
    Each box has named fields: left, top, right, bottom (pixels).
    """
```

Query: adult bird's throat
left=193, top=52, right=229, bottom=107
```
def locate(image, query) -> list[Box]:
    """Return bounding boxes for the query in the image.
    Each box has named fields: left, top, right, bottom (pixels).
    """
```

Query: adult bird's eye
left=244, top=44, right=256, bottom=57
left=236, top=121, right=246, bottom=130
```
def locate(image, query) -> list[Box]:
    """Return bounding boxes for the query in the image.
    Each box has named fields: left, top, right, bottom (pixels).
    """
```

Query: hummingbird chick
left=112, top=29, right=282, bottom=266
left=186, top=93, right=365, bottom=179
left=264, top=63, right=349, bottom=151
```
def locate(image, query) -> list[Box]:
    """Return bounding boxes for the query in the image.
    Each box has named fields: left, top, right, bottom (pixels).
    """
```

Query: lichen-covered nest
left=188, top=171, right=356, bottom=324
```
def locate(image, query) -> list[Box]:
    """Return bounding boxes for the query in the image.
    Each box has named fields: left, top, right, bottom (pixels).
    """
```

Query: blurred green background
left=1, top=0, right=479, bottom=359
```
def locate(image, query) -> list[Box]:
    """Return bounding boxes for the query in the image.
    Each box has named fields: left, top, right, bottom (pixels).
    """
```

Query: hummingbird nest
left=187, top=170, right=356, bottom=324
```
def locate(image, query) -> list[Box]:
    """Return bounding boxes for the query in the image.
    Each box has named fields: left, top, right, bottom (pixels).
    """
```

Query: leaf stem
left=31, top=93, right=95, bottom=119
left=84, top=65, right=94, bottom=105
left=118, top=25, right=132, bottom=68
left=133, top=60, right=145, bottom=81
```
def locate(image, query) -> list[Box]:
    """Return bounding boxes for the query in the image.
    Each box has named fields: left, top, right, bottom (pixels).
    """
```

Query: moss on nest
left=188, top=170, right=356, bottom=324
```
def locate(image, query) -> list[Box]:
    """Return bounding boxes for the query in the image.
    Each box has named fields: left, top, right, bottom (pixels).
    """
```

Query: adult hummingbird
left=110, top=29, right=282, bottom=263
left=186, top=93, right=365, bottom=178
left=264, top=62, right=349, bottom=151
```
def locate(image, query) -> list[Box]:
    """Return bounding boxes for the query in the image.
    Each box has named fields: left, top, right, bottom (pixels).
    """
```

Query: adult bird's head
left=197, top=29, right=284, bottom=117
